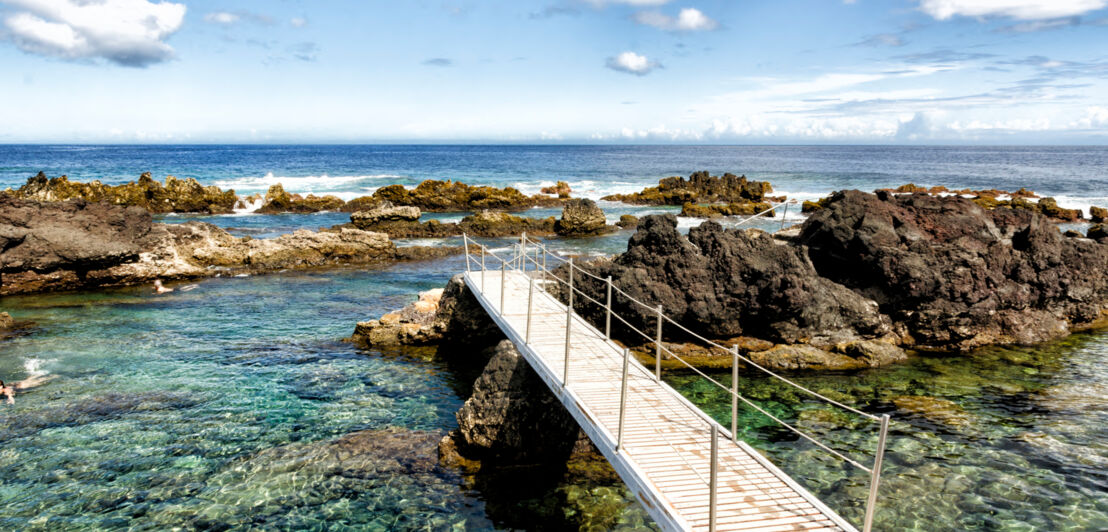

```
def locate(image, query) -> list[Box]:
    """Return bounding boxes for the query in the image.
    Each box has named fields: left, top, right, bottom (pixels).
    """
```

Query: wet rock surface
left=255, top=184, right=345, bottom=214
left=10, top=172, right=237, bottom=214
left=602, top=171, right=773, bottom=206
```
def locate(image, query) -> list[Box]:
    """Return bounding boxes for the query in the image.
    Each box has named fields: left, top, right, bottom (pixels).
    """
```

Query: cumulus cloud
left=1071, top=106, right=1108, bottom=128
left=290, top=17, right=307, bottom=28
left=0, top=0, right=186, bottom=67
left=605, top=51, right=659, bottom=76
left=918, top=0, right=1108, bottom=20
left=633, top=8, right=718, bottom=31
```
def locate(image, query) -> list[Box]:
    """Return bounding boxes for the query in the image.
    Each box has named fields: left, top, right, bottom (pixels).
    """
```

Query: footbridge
left=461, top=228, right=891, bottom=532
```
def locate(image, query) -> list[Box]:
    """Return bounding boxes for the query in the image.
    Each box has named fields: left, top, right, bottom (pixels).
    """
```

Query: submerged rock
left=892, top=395, right=972, bottom=429
left=13, top=172, right=237, bottom=214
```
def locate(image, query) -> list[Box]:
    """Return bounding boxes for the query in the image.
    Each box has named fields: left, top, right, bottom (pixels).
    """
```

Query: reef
left=8, top=172, right=238, bottom=214
left=367, top=179, right=565, bottom=212
left=601, top=171, right=774, bottom=207
left=255, top=184, right=345, bottom=214
left=804, top=184, right=1084, bottom=222
left=348, top=199, right=619, bottom=238
left=679, top=201, right=773, bottom=218
left=0, top=195, right=455, bottom=295
left=563, top=190, right=1108, bottom=370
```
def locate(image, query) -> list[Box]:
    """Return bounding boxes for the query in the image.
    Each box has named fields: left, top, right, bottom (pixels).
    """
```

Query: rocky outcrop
left=541, top=181, right=572, bottom=198
left=442, top=340, right=581, bottom=463
left=0, top=196, right=455, bottom=295
left=566, top=190, right=1108, bottom=368
left=679, top=201, right=773, bottom=218
left=602, top=171, right=774, bottom=206
left=12, top=172, right=237, bottom=214
left=1091, top=206, right=1107, bottom=223
left=799, top=190, right=1108, bottom=350
left=555, top=199, right=614, bottom=236
left=372, top=180, right=564, bottom=212
left=0, top=312, right=13, bottom=332
left=351, top=274, right=501, bottom=353
left=617, top=214, right=639, bottom=229
left=806, top=185, right=1083, bottom=222
left=256, top=184, right=345, bottom=214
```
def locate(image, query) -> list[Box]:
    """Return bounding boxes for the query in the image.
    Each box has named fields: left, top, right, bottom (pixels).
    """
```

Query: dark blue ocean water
left=2, top=145, right=1107, bottom=212
left=2, top=145, right=1107, bottom=530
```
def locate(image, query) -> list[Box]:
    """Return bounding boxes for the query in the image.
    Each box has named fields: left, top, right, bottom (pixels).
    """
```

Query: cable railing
left=461, top=225, right=890, bottom=532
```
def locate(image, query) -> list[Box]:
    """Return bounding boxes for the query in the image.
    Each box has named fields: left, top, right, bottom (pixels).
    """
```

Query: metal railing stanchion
left=862, top=414, right=891, bottom=532
left=500, top=259, right=506, bottom=314
left=780, top=201, right=789, bottom=231
left=480, top=247, right=486, bottom=290
left=463, top=234, right=471, bottom=272
left=709, top=423, right=719, bottom=532
left=520, top=233, right=526, bottom=272
left=526, top=276, right=535, bottom=343
left=731, top=344, right=739, bottom=444
left=655, top=305, right=663, bottom=381
left=605, top=276, right=613, bottom=339
left=617, top=347, right=630, bottom=451
left=563, top=258, right=574, bottom=386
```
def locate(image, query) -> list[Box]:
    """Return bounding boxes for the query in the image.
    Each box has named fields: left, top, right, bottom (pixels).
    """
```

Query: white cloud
left=0, top=0, right=186, bottom=67
left=290, top=17, right=307, bottom=28
left=203, top=11, right=238, bottom=25
left=1071, top=106, right=1108, bottom=128
left=633, top=8, right=718, bottom=31
left=606, top=51, right=659, bottom=76
left=918, top=0, right=1108, bottom=20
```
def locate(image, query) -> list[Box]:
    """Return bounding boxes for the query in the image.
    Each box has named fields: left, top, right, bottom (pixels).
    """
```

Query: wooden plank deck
left=464, top=269, right=857, bottom=532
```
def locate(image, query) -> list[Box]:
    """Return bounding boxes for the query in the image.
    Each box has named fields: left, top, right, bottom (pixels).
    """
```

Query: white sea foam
left=23, top=357, right=52, bottom=377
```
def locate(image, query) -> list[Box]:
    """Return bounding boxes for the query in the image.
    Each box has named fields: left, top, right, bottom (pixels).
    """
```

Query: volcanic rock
left=541, top=181, right=572, bottom=198
left=372, top=180, right=563, bottom=212
left=14, top=172, right=237, bottom=214
left=256, top=184, right=345, bottom=214
left=555, top=199, right=613, bottom=236
left=602, top=171, right=772, bottom=206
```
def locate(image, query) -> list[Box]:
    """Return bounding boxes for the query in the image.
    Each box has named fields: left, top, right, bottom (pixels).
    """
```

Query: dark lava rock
left=555, top=199, right=612, bottom=236
left=256, top=184, right=345, bottom=214
left=446, top=340, right=579, bottom=463
left=1091, top=206, right=1107, bottom=224
left=617, top=214, right=639, bottom=229
left=798, top=190, right=1108, bottom=350
left=372, top=179, right=562, bottom=212
left=574, top=214, right=892, bottom=347
left=1088, top=224, right=1108, bottom=241
left=0, top=195, right=152, bottom=275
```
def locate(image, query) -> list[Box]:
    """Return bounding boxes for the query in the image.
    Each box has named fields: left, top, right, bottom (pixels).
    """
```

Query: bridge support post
left=526, top=276, right=534, bottom=343
left=500, top=260, right=506, bottom=315
left=617, top=347, right=629, bottom=451
left=862, top=414, right=891, bottom=532
left=655, top=305, right=663, bottom=381
left=564, top=258, right=574, bottom=386
left=710, top=423, right=718, bottom=532
left=731, top=344, right=739, bottom=444
left=605, top=276, right=612, bottom=339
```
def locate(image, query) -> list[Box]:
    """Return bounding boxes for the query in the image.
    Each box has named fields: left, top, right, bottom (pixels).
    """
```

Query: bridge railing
left=461, top=217, right=889, bottom=532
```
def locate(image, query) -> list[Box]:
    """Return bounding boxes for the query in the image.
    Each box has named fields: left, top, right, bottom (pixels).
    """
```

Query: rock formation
left=568, top=190, right=1108, bottom=370
left=804, top=184, right=1084, bottom=222
left=255, top=184, right=345, bottom=214
left=1091, top=206, right=1107, bottom=223
left=602, top=171, right=774, bottom=206
left=0, top=196, right=454, bottom=295
left=11, top=172, right=237, bottom=214
left=679, top=201, right=773, bottom=218
left=554, top=199, right=615, bottom=236
left=541, top=181, right=572, bottom=198
left=371, top=180, right=564, bottom=212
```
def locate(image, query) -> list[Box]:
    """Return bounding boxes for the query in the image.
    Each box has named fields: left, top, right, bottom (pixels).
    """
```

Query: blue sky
left=1, top=0, right=1107, bottom=144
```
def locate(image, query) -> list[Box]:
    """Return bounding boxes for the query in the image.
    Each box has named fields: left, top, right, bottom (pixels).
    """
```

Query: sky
left=0, top=0, right=1107, bottom=144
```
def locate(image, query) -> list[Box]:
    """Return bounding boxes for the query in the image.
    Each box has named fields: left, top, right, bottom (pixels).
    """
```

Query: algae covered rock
left=256, top=184, right=345, bottom=214
left=602, top=171, right=772, bottom=206
left=555, top=198, right=612, bottom=236
left=458, top=210, right=555, bottom=237
left=679, top=201, right=772, bottom=218
left=373, top=179, right=560, bottom=212
left=541, top=181, right=572, bottom=198
left=617, top=214, right=639, bottom=229
left=1088, top=224, right=1108, bottom=241
left=1091, top=206, right=1107, bottom=223
left=350, top=202, right=421, bottom=226
left=15, top=172, right=237, bottom=214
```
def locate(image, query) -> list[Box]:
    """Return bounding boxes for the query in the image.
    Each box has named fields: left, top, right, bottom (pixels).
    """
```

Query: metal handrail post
left=526, top=276, right=535, bottom=343
left=780, top=202, right=789, bottom=230
left=709, top=423, right=719, bottom=532
left=463, top=234, right=471, bottom=272
left=617, top=348, right=630, bottom=451
left=731, top=344, right=739, bottom=443
left=541, top=246, right=547, bottom=287
left=520, top=232, right=526, bottom=272
left=481, top=247, right=486, bottom=290
left=564, top=258, right=574, bottom=386
left=605, top=276, right=613, bottom=339
left=655, top=305, right=663, bottom=381
left=862, top=414, right=891, bottom=532
left=500, top=260, right=506, bottom=314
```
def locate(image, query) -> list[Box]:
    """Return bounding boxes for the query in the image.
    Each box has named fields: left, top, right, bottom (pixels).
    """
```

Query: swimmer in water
left=153, top=279, right=174, bottom=294
left=0, top=375, right=56, bottom=404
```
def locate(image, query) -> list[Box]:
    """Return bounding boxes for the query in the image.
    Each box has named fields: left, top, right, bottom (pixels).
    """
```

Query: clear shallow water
left=2, top=144, right=1108, bottom=530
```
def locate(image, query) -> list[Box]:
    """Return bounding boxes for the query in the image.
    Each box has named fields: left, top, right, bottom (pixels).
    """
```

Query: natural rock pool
left=1, top=249, right=1105, bottom=530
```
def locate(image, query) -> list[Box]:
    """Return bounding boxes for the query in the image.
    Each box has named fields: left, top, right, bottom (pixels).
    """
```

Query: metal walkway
left=462, top=232, right=891, bottom=532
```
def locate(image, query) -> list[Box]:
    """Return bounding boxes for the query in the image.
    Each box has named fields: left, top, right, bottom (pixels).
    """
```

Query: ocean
left=1, top=145, right=1106, bottom=531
